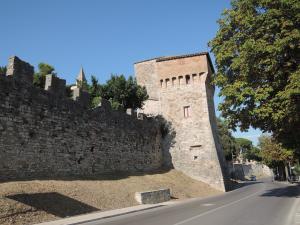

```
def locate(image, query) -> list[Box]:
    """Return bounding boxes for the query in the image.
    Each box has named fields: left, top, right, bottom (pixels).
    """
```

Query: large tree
left=101, top=75, right=148, bottom=110
left=217, top=118, right=238, bottom=160
left=236, top=138, right=261, bottom=161
left=209, top=0, right=300, bottom=151
left=258, top=135, right=294, bottom=179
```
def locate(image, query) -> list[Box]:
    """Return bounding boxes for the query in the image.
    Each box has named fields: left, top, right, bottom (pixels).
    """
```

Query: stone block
left=135, top=188, right=171, bottom=204
left=6, top=56, right=34, bottom=84
left=71, top=87, right=90, bottom=107
left=45, top=74, right=66, bottom=98
left=126, top=108, right=133, bottom=115
left=99, top=99, right=111, bottom=110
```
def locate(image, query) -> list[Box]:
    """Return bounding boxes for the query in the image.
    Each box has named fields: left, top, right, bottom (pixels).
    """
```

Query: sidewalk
left=36, top=201, right=177, bottom=225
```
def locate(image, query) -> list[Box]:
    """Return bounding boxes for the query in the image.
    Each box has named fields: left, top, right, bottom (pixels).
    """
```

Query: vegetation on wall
left=31, top=61, right=148, bottom=111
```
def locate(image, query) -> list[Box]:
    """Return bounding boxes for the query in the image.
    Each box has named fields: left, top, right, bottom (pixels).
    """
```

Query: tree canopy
left=258, top=135, right=294, bottom=168
left=100, top=75, right=148, bottom=110
left=209, top=0, right=300, bottom=152
left=32, top=61, right=148, bottom=111
left=88, top=75, right=102, bottom=108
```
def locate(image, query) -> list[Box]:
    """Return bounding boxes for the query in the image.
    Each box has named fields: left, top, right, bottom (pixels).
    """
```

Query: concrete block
left=135, top=188, right=171, bottom=204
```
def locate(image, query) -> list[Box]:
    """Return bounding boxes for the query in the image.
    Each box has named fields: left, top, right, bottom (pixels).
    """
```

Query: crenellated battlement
left=6, top=56, right=34, bottom=84
left=2, top=56, right=142, bottom=117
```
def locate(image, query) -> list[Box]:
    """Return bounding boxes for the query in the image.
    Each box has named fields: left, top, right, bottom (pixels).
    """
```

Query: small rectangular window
left=183, top=106, right=190, bottom=118
left=186, top=75, right=191, bottom=85
left=160, top=79, right=163, bottom=87
left=179, top=76, right=183, bottom=86
left=166, top=78, right=170, bottom=87
left=172, top=77, right=176, bottom=86
left=192, top=74, right=197, bottom=82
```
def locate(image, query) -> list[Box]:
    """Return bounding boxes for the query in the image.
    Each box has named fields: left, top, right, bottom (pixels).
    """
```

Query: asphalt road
left=78, top=179, right=300, bottom=225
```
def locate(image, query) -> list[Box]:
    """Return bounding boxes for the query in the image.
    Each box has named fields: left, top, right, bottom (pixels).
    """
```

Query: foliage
left=88, top=75, right=102, bottom=108
left=258, top=135, right=294, bottom=168
left=0, top=66, right=7, bottom=76
left=33, top=63, right=56, bottom=88
left=217, top=118, right=238, bottom=160
left=235, top=137, right=262, bottom=161
left=91, top=96, right=101, bottom=108
left=293, top=164, right=300, bottom=176
left=209, top=0, right=300, bottom=151
left=244, top=146, right=262, bottom=161
left=76, top=79, right=89, bottom=91
left=101, top=74, right=148, bottom=110
left=235, top=138, right=252, bottom=153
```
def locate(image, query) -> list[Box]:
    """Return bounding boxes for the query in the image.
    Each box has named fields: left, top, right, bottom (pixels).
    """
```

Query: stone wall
left=227, top=162, right=273, bottom=180
left=0, top=57, right=163, bottom=180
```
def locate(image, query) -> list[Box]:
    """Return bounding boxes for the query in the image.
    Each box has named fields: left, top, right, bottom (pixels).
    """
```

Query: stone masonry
left=135, top=52, right=228, bottom=191
left=0, top=56, right=162, bottom=180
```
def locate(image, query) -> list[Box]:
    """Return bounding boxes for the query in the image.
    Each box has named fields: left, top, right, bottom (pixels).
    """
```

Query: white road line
left=173, top=188, right=263, bottom=225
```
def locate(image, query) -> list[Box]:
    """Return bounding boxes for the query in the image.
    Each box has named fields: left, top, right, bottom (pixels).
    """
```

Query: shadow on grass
left=6, top=192, right=99, bottom=218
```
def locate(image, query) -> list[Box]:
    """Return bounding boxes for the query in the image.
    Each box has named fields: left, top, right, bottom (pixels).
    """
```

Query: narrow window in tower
left=186, top=75, right=191, bottom=85
left=160, top=79, right=163, bottom=88
left=179, top=76, right=183, bottom=86
left=166, top=78, right=170, bottom=88
left=183, top=106, right=190, bottom=118
left=172, top=77, right=176, bottom=87
left=192, top=74, right=197, bottom=83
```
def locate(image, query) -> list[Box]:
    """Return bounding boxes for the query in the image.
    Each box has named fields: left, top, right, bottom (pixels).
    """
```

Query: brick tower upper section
left=134, top=52, right=215, bottom=115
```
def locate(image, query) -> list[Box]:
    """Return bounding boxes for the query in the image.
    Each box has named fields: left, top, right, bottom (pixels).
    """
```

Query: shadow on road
left=260, top=184, right=300, bottom=198
left=6, top=192, right=99, bottom=218
left=228, top=181, right=263, bottom=191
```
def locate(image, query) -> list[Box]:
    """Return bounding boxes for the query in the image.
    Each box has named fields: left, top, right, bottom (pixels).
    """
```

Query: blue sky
left=0, top=0, right=262, bottom=144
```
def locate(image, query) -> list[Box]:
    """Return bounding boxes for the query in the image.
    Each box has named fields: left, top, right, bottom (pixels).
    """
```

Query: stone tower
left=135, top=52, right=228, bottom=191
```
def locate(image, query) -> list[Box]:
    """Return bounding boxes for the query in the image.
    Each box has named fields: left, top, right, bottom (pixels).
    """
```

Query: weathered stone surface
left=0, top=67, right=163, bottom=180
left=227, top=162, right=273, bottom=180
left=135, top=52, right=228, bottom=191
left=45, top=74, right=66, bottom=98
left=71, top=86, right=90, bottom=108
left=6, top=56, right=34, bottom=84
left=135, top=189, right=171, bottom=204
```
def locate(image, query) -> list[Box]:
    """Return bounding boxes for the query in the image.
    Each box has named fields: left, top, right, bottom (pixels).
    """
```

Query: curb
left=35, top=201, right=177, bottom=225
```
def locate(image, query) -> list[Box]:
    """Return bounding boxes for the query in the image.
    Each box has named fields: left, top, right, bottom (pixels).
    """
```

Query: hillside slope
left=0, top=169, right=221, bottom=225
